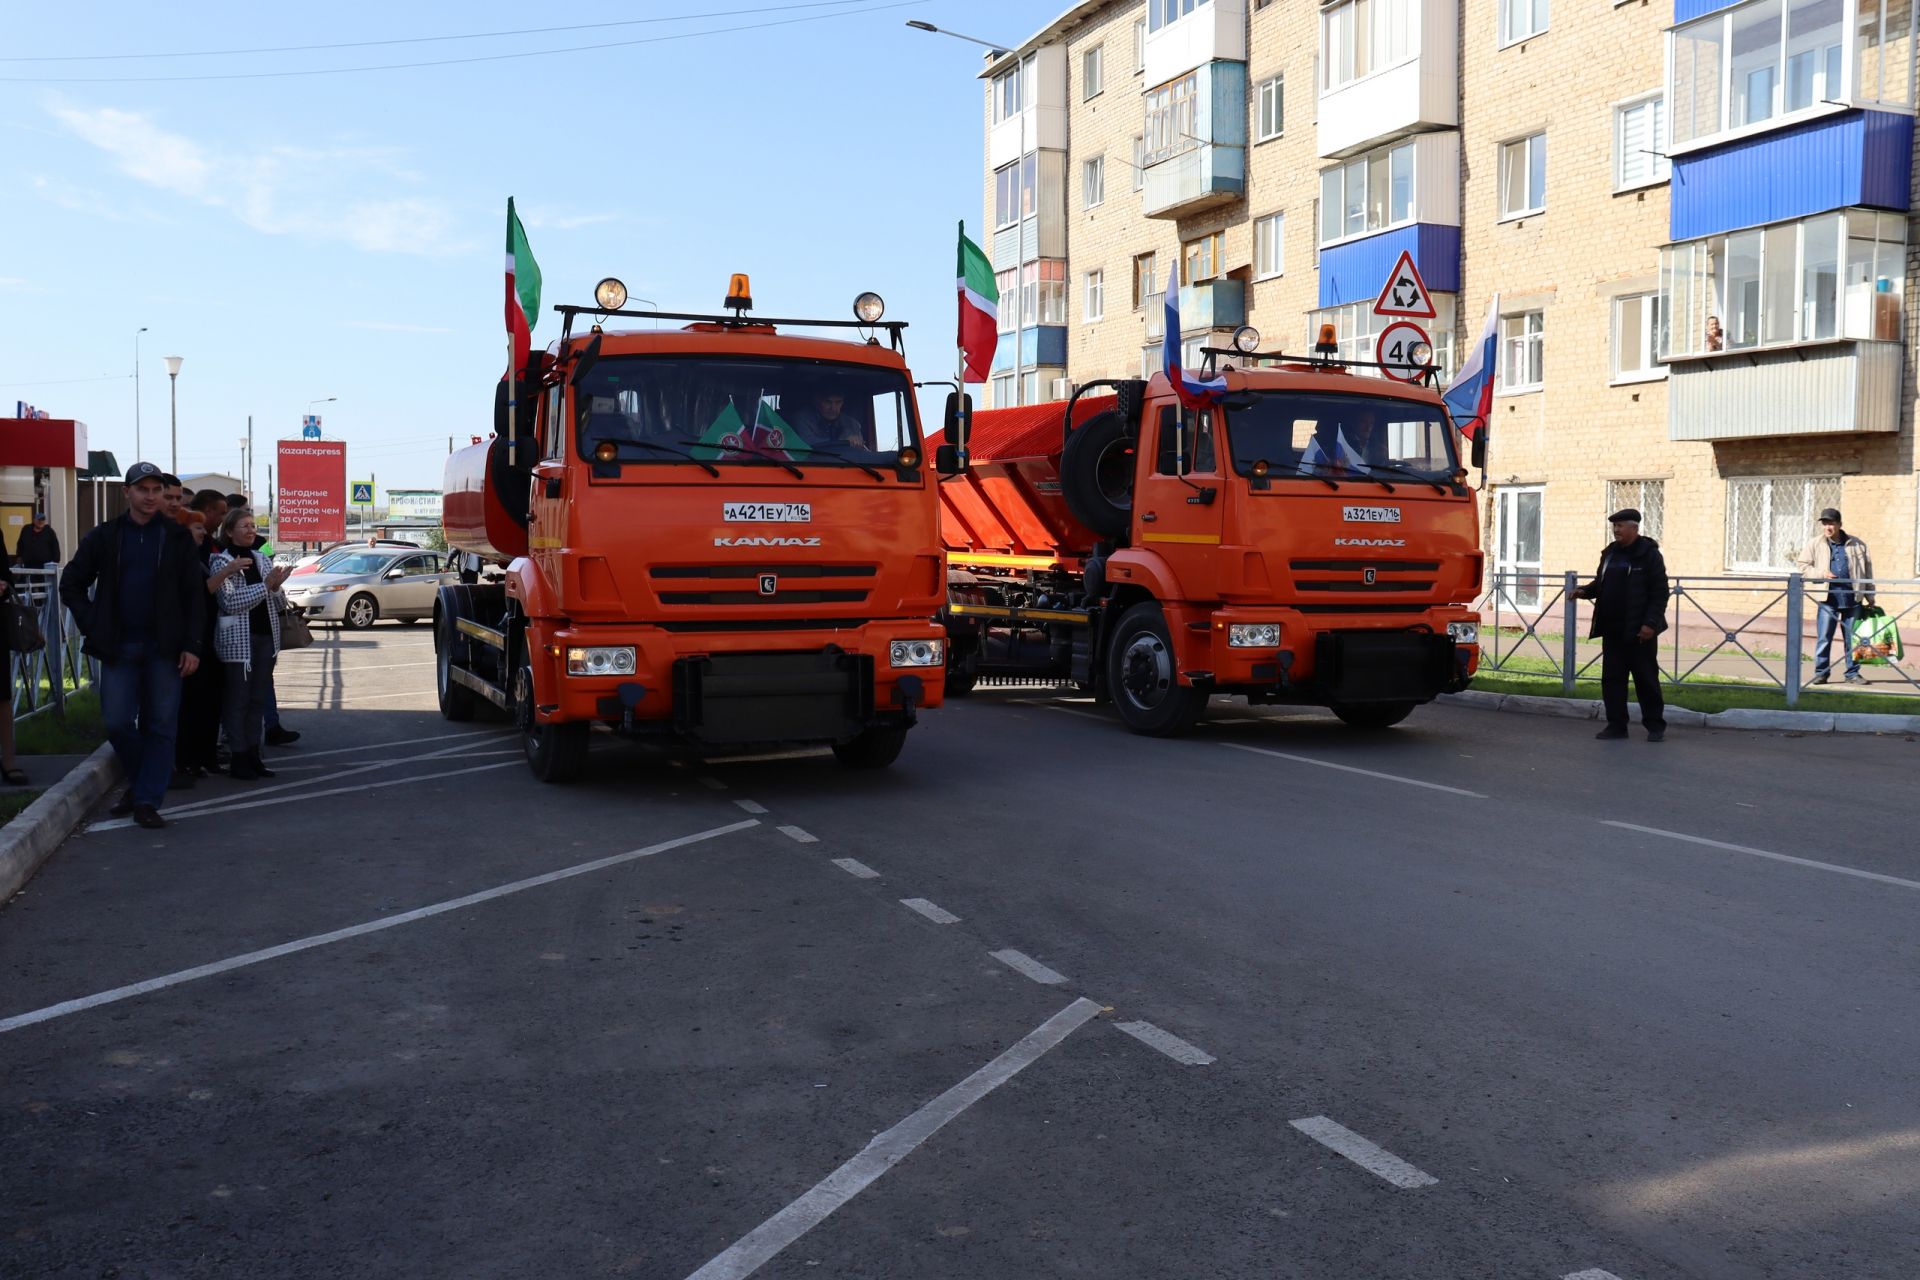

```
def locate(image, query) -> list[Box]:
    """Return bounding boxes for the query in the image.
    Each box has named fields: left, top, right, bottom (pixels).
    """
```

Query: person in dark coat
left=0, top=555, right=26, bottom=786
left=58, top=462, right=207, bottom=829
left=14, top=511, right=60, bottom=570
left=176, top=490, right=230, bottom=779
left=1571, top=508, right=1670, bottom=742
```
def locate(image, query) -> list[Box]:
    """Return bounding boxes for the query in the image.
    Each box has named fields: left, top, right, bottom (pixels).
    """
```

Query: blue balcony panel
left=1179, top=279, right=1245, bottom=330
left=1672, top=110, right=1914, bottom=241
left=1318, top=224, right=1462, bottom=310
left=990, top=325, right=1068, bottom=374
left=1675, top=0, right=1745, bottom=21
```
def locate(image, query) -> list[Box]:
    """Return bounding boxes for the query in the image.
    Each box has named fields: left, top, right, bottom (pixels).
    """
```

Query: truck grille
left=650, top=564, right=877, bottom=608
left=1290, top=558, right=1437, bottom=594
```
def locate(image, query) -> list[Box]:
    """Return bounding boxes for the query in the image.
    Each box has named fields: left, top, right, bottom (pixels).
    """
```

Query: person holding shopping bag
left=207, top=509, right=289, bottom=781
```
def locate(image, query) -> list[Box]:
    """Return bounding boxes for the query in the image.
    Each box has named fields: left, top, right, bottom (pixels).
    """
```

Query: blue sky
left=0, top=1, right=1040, bottom=495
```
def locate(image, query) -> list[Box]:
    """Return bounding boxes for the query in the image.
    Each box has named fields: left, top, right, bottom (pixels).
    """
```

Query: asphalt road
left=4, top=629, right=1918, bottom=1279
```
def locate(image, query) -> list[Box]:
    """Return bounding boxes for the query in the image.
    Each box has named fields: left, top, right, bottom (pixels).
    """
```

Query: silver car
left=284, top=547, right=457, bottom=630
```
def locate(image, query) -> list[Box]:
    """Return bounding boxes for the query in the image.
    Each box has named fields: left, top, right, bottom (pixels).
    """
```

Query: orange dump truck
left=437, top=279, right=947, bottom=780
left=935, top=344, right=1483, bottom=735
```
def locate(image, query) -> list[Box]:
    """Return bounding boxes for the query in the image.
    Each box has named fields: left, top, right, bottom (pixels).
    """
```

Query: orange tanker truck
left=437, top=276, right=948, bottom=780
left=935, top=329, right=1483, bottom=735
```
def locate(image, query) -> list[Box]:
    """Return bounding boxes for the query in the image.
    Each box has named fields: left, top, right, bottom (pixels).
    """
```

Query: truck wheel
left=832, top=724, right=909, bottom=769
left=1332, top=702, right=1417, bottom=730
left=1106, top=602, right=1207, bottom=737
left=944, top=656, right=977, bottom=698
left=514, top=664, right=589, bottom=783
left=1059, top=411, right=1134, bottom=541
left=343, top=593, right=379, bottom=630
left=436, top=615, right=479, bottom=722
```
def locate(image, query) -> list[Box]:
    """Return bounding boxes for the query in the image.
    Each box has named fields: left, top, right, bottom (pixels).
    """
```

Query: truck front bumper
left=1187, top=607, right=1481, bottom=699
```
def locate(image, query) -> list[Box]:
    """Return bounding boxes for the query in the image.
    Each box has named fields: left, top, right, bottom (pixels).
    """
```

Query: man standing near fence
left=14, top=510, right=59, bottom=571
left=58, top=462, right=206, bottom=829
left=1571, top=508, right=1670, bottom=742
left=1796, top=508, right=1874, bottom=685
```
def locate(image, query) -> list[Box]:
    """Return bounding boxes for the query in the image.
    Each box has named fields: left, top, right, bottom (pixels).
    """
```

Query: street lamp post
left=163, top=355, right=183, bottom=474
left=133, top=327, right=148, bottom=463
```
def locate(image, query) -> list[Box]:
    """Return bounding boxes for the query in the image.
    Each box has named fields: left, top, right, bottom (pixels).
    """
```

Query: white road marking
left=0, top=821, right=761, bottom=1035
left=900, top=898, right=960, bottom=925
left=1042, top=704, right=1109, bottom=722
left=1602, top=820, right=1920, bottom=893
left=282, top=728, right=502, bottom=761
left=278, top=660, right=436, bottom=674
left=699, top=776, right=728, bottom=791
left=1221, top=742, right=1487, bottom=799
left=89, top=760, right=521, bottom=831
left=1113, top=1020, right=1215, bottom=1065
left=1289, top=1116, right=1438, bottom=1188
left=990, top=948, right=1068, bottom=985
left=1563, top=1271, right=1627, bottom=1280
left=684, top=997, right=1101, bottom=1280
left=294, top=688, right=439, bottom=705
left=777, top=825, right=818, bottom=844
left=701, top=748, right=831, bottom=764
left=733, top=799, right=769, bottom=815
left=831, top=858, right=878, bottom=879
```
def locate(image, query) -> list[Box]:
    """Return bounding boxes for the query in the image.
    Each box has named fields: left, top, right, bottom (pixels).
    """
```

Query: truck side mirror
left=935, top=444, right=964, bottom=475
left=939, top=391, right=972, bottom=475
left=1470, top=432, right=1487, bottom=470
left=568, top=333, right=604, bottom=387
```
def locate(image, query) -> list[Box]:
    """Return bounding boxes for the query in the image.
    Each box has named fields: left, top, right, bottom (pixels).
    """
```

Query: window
left=1148, top=0, right=1210, bottom=34
left=1726, top=475, right=1842, bottom=569
left=1500, top=312, right=1544, bottom=391
left=1134, top=16, right=1147, bottom=70
left=1321, top=0, right=1419, bottom=91
left=1256, top=75, right=1284, bottom=140
left=1133, top=252, right=1159, bottom=309
left=1083, top=157, right=1105, bottom=209
left=1501, top=0, right=1549, bottom=46
left=1307, top=297, right=1459, bottom=378
left=994, top=269, right=1017, bottom=333
left=1254, top=212, right=1285, bottom=279
left=1023, top=260, right=1067, bottom=325
left=544, top=386, right=565, bottom=460
left=993, top=161, right=1032, bottom=229
left=1660, top=208, right=1906, bottom=357
left=1083, top=45, right=1104, bottom=100
left=1132, top=136, right=1146, bottom=190
left=1144, top=71, right=1199, bottom=165
left=1669, top=0, right=1879, bottom=149
left=1155, top=406, right=1218, bottom=474
left=1182, top=231, right=1222, bottom=283
left=991, top=55, right=1037, bottom=124
left=1317, top=139, right=1415, bottom=243
left=1085, top=270, right=1104, bottom=321
left=1606, top=480, right=1666, bottom=543
left=1498, top=133, right=1546, bottom=218
left=1493, top=486, right=1546, bottom=608
left=991, top=373, right=1015, bottom=407
left=1611, top=293, right=1667, bottom=382
left=1614, top=94, right=1670, bottom=189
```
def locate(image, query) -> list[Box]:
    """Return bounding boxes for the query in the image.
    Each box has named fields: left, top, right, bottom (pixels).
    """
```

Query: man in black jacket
left=14, top=511, right=60, bottom=570
left=59, top=462, right=206, bottom=828
left=1571, top=508, right=1670, bottom=742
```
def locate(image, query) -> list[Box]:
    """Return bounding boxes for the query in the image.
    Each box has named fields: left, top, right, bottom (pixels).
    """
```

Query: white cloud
left=47, top=104, right=461, bottom=256
left=519, top=208, right=619, bottom=232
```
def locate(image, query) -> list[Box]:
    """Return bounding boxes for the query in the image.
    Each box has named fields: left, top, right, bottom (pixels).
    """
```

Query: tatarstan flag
left=956, top=221, right=998, bottom=384
left=505, top=197, right=541, bottom=372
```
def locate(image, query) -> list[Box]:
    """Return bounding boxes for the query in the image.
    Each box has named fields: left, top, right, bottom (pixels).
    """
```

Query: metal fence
left=11, top=567, right=95, bottom=722
left=1475, top=570, right=1920, bottom=707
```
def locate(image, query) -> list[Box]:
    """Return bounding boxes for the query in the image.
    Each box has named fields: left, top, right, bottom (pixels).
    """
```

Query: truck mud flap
left=1313, top=631, right=1455, bottom=704
left=672, top=651, right=875, bottom=745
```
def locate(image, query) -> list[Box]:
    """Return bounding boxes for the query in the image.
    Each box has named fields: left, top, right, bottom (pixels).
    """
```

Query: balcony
left=1141, top=59, right=1247, bottom=220
left=985, top=45, right=1066, bottom=171
left=1671, top=109, right=1913, bottom=241
left=1179, top=279, right=1244, bottom=330
left=1316, top=0, right=1458, bottom=158
left=1318, top=224, right=1461, bottom=309
left=1143, top=0, right=1246, bottom=86
left=990, top=325, right=1068, bottom=375
left=1668, top=340, right=1903, bottom=441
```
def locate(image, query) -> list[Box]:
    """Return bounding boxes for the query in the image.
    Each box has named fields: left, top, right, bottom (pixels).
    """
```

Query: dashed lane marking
left=777, top=825, right=818, bottom=844
left=900, top=898, right=960, bottom=925
left=684, top=997, right=1101, bottom=1280
left=1221, top=742, right=1487, bottom=799
left=698, top=776, right=728, bottom=791
left=1113, top=1020, right=1215, bottom=1065
left=734, top=799, right=769, bottom=815
left=0, top=820, right=762, bottom=1035
left=832, top=858, right=878, bottom=879
left=990, top=948, right=1068, bottom=986
left=1602, top=820, right=1920, bottom=893
left=1563, top=1271, right=1627, bottom=1280
left=1289, top=1116, right=1438, bottom=1189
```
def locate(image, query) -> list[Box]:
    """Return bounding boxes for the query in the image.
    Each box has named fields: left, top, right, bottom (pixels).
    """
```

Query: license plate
left=1342, top=505, right=1402, bottom=523
left=723, top=502, right=811, bottom=523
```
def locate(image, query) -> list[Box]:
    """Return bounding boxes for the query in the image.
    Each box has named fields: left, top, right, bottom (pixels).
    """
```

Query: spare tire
left=1059, top=410, right=1135, bottom=541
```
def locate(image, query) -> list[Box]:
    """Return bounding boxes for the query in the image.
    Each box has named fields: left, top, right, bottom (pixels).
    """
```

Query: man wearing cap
left=1571, top=508, right=1670, bottom=742
left=14, top=510, right=60, bottom=570
left=59, top=462, right=206, bottom=829
left=1796, top=508, right=1875, bottom=684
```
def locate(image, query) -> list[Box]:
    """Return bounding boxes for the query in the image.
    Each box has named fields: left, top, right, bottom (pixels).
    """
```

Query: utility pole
left=245, top=414, right=254, bottom=500
left=133, top=327, right=148, bottom=462
left=164, top=355, right=183, bottom=474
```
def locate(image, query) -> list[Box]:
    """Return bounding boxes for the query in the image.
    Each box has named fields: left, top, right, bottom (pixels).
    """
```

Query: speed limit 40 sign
left=1376, top=320, right=1432, bottom=382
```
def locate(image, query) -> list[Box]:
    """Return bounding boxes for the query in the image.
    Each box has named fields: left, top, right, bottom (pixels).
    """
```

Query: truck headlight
left=889, top=638, right=944, bottom=667
left=1228, top=623, right=1281, bottom=648
left=1448, top=621, right=1478, bottom=644
left=566, top=645, right=637, bottom=676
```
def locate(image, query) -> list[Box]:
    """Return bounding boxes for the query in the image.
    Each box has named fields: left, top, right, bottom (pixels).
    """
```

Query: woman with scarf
left=206, top=509, right=289, bottom=781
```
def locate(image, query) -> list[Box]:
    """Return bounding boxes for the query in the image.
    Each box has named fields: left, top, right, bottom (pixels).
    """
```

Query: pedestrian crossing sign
left=351, top=480, right=374, bottom=505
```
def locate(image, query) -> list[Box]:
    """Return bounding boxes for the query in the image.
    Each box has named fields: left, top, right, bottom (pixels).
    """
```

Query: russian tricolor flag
left=1442, top=293, right=1499, bottom=440
left=1162, top=264, right=1227, bottom=411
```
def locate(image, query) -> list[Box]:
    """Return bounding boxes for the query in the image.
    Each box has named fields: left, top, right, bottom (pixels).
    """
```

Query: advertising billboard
left=276, top=440, right=347, bottom=542
left=386, top=489, right=443, bottom=521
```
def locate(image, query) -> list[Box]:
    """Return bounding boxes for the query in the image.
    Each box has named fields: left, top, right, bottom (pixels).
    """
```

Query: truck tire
left=1059, top=410, right=1134, bottom=541
left=943, top=654, right=978, bottom=697
left=832, top=724, right=909, bottom=769
left=1332, top=701, right=1417, bottom=730
left=436, top=614, right=479, bottom=722
left=1106, top=602, right=1207, bottom=737
left=514, top=664, right=589, bottom=783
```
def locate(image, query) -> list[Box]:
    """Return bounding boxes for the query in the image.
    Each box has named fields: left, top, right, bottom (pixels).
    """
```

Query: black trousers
left=1600, top=630, right=1665, bottom=731
left=177, top=654, right=225, bottom=769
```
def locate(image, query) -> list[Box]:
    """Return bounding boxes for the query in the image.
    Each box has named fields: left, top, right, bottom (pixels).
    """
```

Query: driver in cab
left=787, top=390, right=868, bottom=450
left=1300, top=414, right=1379, bottom=474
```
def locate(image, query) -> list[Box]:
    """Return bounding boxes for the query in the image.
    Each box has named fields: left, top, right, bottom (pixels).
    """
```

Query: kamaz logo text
left=714, top=535, right=822, bottom=547
left=1334, top=537, right=1407, bottom=547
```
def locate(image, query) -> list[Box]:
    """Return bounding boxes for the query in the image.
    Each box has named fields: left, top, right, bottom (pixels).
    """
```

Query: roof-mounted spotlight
left=594, top=277, right=627, bottom=311
left=854, top=291, right=886, bottom=323
left=1231, top=324, right=1261, bottom=353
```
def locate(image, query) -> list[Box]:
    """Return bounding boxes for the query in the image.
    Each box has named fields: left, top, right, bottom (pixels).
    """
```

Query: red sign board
left=276, top=440, right=347, bottom=542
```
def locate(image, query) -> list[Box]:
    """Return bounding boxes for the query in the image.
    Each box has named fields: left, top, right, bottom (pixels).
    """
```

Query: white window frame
left=1256, top=74, right=1284, bottom=142
left=1611, top=293, right=1668, bottom=384
left=1613, top=92, right=1671, bottom=191
left=1317, top=138, right=1417, bottom=246
left=1133, top=252, right=1158, bottom=310
left=1144, top=71, right=1201, bottom=166
left=1497, top=132, right=1547, bottom=221
left=1082, top=156, right=1105, bottom=210
left=1725, top=475, right=1844, bottom=571
left=1320, top=0, right=1420, bottom=94
left=1134, top=16, right=1147, bottom=71
left=1131, top=135, right=1147, bottom=190
left=1085, top=269, right=1104, bottom=321
left=1500, top=0, right=1549, bottom=48
left=1148, top=0, right=1211, bottom=36
left=1253, top=212, right=1285, bottom=280
left=1498, top=311, right=1544, bottom=393
left=1083, top=44, right=1104, bottom=101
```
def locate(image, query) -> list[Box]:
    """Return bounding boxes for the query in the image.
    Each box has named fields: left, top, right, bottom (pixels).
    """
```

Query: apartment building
left=975, top=0, right=1919, bottom=586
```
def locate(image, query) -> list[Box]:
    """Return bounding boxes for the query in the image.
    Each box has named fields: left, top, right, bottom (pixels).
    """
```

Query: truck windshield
left=1223, top=391, right=1458, bottom=482
left=574, top=356, right=920, bottom=470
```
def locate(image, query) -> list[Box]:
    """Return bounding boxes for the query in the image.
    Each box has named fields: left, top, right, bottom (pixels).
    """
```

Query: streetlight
left=163, top=355, right=183, bottom=474
left=904, top=20, right=1011, bottom=55
left=133, top=327, right=148, bottom=462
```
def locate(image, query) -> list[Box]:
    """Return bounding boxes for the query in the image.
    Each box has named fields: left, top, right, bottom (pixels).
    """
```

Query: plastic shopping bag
left=1849, top=607, right=1904, bottom=665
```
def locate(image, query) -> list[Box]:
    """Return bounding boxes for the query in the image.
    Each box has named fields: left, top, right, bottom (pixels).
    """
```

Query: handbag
left=3, top=597, right=44, bottom=653
left=278, top=597, right=315, bottom=651
left=1849, top=606, right=1903, bottom=665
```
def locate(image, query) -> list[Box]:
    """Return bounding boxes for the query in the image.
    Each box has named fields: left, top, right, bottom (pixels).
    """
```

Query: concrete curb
left=0, top=743, right=122, bottom=906
left=1438, top=691, right=1920, bottom=735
